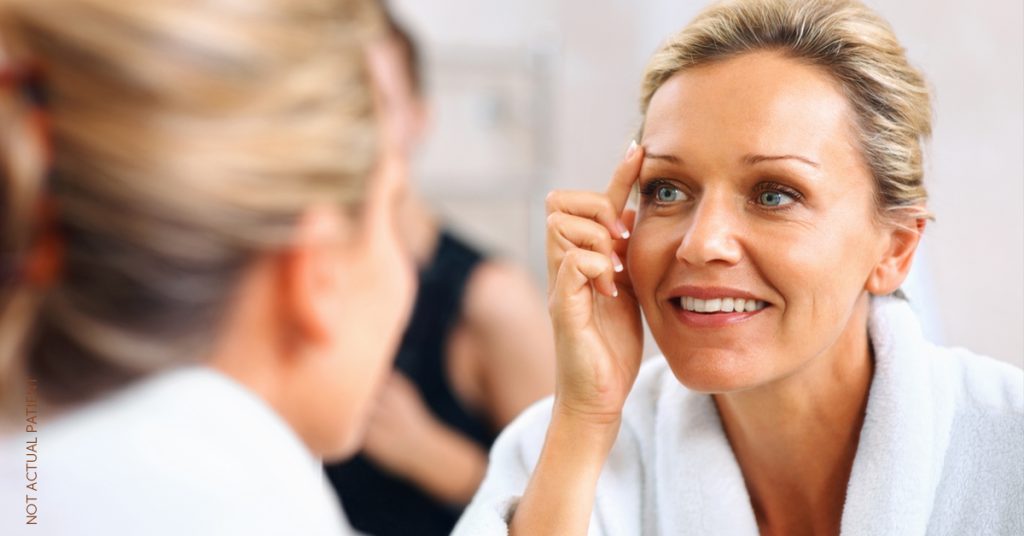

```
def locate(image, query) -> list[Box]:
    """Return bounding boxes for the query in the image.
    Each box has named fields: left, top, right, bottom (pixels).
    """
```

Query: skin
left=349, top=31, right=555, bottom=504
left=207, top=46, right=417, bottom=462
left=208, top=149, right=416, bottom=461
left=513, top=51, right=923, bottom=535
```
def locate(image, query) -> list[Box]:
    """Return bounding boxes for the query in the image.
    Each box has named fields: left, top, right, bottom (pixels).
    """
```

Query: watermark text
left=24, top=379, right=38, bottom=525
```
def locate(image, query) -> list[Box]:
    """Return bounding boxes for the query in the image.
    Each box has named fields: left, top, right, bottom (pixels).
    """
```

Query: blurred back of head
left=373, top=4, right=427, bottom=157
left=383, top=6, right=422, bottom=98
left=0, top=0, right=383, bottom=413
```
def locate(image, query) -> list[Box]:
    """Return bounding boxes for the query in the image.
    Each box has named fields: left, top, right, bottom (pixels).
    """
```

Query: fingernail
left=625, top=140, right=638, bottom=159
left=611, top=252, right=624, bottom=273
left=612, top=286, right=619, bottom=298
left=615, top=220, right=630, bottom=239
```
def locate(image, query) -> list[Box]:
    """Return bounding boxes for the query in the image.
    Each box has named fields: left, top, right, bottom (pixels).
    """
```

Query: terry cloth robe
left=0, top=366, right=357, bottom=536
left=452, top=296, right=1024, bottom=535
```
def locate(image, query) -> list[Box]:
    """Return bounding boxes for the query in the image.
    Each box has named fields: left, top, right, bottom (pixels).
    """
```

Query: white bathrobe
left=453, top=296, right=1024, bottom=535
left=0, top=366, right=357, bottom=536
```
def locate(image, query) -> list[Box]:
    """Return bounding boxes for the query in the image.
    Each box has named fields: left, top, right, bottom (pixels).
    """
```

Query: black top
left=325, top=230, right=497, bottom=536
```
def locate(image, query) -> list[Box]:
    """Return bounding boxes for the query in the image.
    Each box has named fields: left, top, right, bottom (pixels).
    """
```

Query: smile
left=666, top=290, right=771, bottom=328
left=675, top=296, right=768, bottom=314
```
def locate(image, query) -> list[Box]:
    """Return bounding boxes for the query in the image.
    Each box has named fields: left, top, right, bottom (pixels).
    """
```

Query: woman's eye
left=655, top=186, right=684, bottom=203
left=757, top=190, right=795, bottom=207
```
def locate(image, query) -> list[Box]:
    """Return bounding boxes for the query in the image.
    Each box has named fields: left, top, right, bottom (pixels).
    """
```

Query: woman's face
left=628, top=51, right=890, bottom=393
left=308, top=43, right=420, bottom=460
left=311, top=150, right=417, bottom=460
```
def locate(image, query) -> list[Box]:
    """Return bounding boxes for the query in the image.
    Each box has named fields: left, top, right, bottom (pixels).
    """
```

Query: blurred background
left=388, top=0, right=1023, bottom=368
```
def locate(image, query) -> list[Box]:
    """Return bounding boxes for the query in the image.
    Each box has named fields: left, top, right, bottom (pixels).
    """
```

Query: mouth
left=666, top=291, right=771, bottom=328
left=672, top=296, right=768, bottom=314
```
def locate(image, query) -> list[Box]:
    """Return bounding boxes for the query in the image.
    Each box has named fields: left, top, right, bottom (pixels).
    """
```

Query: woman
left=325, top=10, right=555, bottom=536
left=454, top=0, right=1024, bottom=534
left=0, top=0, right=414, bottom=534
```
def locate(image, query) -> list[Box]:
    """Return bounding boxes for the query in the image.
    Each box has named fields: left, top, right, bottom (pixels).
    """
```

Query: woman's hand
left=361, top=372, right=488, bottom=504
left=545, top=141, right=645, bottom=426
left=361, top=372, right=435, bottom=475
left=509, top=143, right=646, bottom=536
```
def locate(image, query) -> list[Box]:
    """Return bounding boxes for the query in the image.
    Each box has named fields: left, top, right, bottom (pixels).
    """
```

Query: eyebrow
left=644, top=152, right=683, bottom=164
left=643, top=152, right=820, bottom=169
left=742, top=153, right=820, bottom=168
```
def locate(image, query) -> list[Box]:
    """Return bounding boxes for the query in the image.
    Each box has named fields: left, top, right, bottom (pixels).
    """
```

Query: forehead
left=643, top=51, right=860, bottom=166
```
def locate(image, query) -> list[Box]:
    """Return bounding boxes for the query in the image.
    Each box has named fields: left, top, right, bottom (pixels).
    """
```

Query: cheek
left=317, top=223, right=416, bottom=458
left=339, top=233, right=415, bottom=390
left=627, top=218, right=680, bottom=302
left=383, top=234, right=417, bottom=331
left=367, top=215, right=418, bottom=335
left=760, top=212, right=879, bottom=333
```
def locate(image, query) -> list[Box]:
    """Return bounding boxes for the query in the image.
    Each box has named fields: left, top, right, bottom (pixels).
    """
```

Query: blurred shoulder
left=6, top=368, right=349, bottom=535
left=462, top=260, right=545, bottom=325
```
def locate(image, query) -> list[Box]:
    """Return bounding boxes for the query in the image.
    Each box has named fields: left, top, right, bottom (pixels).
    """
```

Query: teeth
left=722, top=298, right=734, bottom=312
left=678, top=296, right=765, bottom=314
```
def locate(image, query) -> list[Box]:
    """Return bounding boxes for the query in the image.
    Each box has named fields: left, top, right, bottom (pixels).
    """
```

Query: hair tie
left=24, top=196, right=63, bottom=289
left=1, top=62, right=60, bottom=290
left=0, top=61, right=52, bottom=160
left=0, top=62, right=47, bottom=107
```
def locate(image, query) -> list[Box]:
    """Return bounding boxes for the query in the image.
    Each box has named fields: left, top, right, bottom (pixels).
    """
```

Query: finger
left=546, top=212, right=620, bottom=288
left=546, top=190, right=629, bottom=241
left=612, top=208, right=637, bottom=289
left=613, top=209, right=636, bottom=258
left=552, top=248, right=618, bottom=307
left=368, top=397, right=388, bottom=422
left=359, top=148, right=409, bottom=256
left=365, top=38, right=404, bottom=151
left=606, top=141, right=644, bottom=217
left=387, top=372, right=421, bottom=404
left=363, top=41, right=411, bottom=242
left=389, top=371, right=413, bottom=390
left=612, top=209, right=637, bottom=257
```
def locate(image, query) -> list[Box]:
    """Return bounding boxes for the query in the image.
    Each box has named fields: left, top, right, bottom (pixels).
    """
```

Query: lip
left=664, top=285, right=771, bottom=329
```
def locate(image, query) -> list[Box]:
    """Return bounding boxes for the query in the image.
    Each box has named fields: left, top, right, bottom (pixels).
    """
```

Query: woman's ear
left=280, top=205, right=354, bottom=349
left=865, top=218, right=926, bottom=295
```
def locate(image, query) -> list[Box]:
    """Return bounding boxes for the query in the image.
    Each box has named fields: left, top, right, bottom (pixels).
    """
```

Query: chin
left=319, top=426, right=362, bottom=463
left=309, top=399, right=365, bottom=463
left=660, top=348, right=772, bottom=394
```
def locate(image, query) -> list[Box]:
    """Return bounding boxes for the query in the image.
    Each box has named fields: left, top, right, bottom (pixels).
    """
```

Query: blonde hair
left=0, top=0, right=383, bottom=410
left=640, top=0, right=933, bottom=224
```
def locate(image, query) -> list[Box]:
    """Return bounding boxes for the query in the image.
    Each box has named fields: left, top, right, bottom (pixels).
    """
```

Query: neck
left=714, top=293, right=874, bottom=535
left=205, top=256, right=314, bottom=455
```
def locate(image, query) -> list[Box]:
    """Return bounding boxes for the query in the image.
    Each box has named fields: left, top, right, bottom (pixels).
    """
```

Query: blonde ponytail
left=0, top=0, right=383, bottom=412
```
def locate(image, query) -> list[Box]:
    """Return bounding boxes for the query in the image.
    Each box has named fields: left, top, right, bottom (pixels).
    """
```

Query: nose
left=675, top=191, right=743, bottom=267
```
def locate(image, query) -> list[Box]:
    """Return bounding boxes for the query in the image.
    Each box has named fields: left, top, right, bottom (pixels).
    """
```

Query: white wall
left=391, top=0, right=1024, bottom=367
left=867, top=0, right=1024, bottom=366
